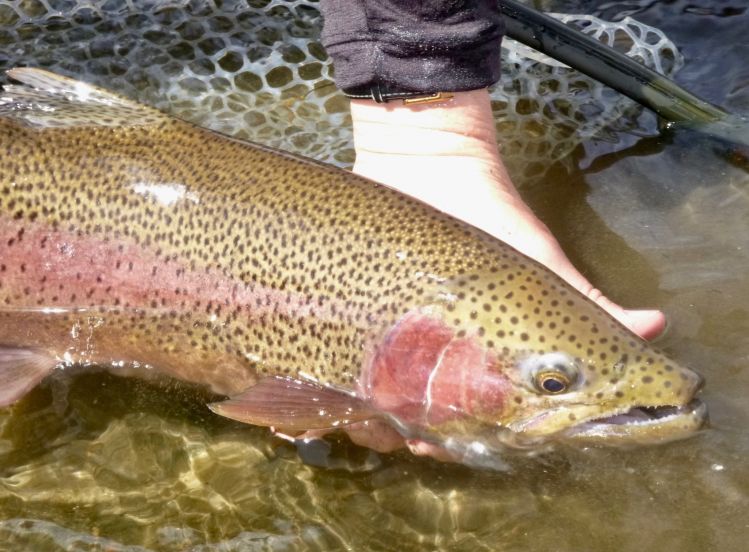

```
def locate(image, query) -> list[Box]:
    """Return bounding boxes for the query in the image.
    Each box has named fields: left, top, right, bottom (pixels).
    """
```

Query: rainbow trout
left=0, top=69, right=705, bottom=467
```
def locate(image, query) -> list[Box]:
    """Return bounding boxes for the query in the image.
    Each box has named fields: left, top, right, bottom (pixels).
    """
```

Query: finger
left=405, top=439, right=462, bottom=463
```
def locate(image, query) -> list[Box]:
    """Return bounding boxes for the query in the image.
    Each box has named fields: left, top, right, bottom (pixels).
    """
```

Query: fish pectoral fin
left=1, top=67, right=167, bottom=129
left=0, top=347, right=57, bottom=407
left=208, top=376, right=377, bottom=432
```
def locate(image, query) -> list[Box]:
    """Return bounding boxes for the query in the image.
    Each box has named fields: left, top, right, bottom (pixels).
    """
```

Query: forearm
left=352, top=89, right=501, bottom=161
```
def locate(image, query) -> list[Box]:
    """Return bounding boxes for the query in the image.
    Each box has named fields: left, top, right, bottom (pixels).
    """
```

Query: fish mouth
left=563, top=399, right=708, bottom=445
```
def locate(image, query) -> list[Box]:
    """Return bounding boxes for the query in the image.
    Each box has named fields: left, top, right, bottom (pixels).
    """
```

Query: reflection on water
left=1, top=0, right=749, bottom=550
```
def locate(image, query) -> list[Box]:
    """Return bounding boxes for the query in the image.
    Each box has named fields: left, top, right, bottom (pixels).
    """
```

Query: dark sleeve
left=319, top=0, right=504, bottom=92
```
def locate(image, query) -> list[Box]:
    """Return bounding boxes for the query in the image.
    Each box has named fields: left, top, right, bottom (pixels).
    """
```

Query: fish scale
left=0, top=69, right=706, bottom=465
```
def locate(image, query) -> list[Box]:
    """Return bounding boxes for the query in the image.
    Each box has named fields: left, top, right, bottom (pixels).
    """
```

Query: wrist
left=350, top=88, right=501, bottom=159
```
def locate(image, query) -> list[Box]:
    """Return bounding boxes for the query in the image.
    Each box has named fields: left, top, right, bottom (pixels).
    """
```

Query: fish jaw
left=560, top=399, right=708, bottom=446
left=500, top=399, right=708, bottom=448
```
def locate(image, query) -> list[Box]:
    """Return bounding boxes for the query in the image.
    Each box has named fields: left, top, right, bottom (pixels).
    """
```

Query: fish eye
left=536, top=370, right=571, bottom=394
left=519, top=353, right=581, bottom=395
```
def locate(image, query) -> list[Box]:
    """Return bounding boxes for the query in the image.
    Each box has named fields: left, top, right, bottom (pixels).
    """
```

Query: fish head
left=364, top=268, right=706, bottom=457
left=495, top=339, right=706, bottom=448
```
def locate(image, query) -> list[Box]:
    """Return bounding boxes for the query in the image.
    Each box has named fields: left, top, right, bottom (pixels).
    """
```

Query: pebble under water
left=1, top=1, right=749, bottom=550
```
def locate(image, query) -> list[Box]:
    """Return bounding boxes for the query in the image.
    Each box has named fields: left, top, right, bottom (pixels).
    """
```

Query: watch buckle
left=402, top=92, right=455, bottom=105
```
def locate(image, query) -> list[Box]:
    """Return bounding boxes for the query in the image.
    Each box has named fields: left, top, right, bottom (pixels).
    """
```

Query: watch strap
left=342, top=83, right=454, bottom=105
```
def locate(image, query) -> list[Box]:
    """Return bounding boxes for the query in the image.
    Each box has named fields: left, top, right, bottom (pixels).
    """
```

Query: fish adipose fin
left=0, top=347, right=57, bottom=407
left=208, top=376, right=377, bottom=432
left=0, top=67, right=167, bottom=129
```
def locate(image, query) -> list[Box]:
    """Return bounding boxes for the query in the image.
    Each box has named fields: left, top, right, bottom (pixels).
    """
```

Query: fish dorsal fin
left=208, top=376, right=377, bottom=432
left=0, top=67, right=167, bottom=129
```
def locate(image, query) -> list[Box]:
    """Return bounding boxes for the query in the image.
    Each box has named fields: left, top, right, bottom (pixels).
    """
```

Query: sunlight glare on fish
left=41, top=307, right=71, bottom=314
left=437, top=291, right=458, bottom=303
left=244, top=352, right=262, bottom=364
left=131, top=182, right=200, bottom=207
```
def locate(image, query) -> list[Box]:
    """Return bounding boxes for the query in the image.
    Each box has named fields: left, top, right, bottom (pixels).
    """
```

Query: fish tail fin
left=0, top=346, right=57, bottom=407
left=1, top=67, right=167, bottom=129
left=208, top=376, right=377, bottom=432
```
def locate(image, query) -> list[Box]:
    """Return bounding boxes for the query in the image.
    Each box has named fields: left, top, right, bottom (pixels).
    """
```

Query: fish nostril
left=669, top=370, right=705, bottom=399
left=691, top=371, right=706, bottom=395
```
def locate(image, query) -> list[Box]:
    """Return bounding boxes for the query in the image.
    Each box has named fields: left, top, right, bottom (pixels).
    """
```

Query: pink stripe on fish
left=0, top=216, right=354, bottom=322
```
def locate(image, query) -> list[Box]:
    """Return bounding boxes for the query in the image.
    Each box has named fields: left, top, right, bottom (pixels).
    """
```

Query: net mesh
left=0, top=1, right=683, bottom=178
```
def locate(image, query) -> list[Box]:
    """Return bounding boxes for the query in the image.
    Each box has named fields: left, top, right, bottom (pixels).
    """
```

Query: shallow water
left=1, top=0, right=749, bottom=550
